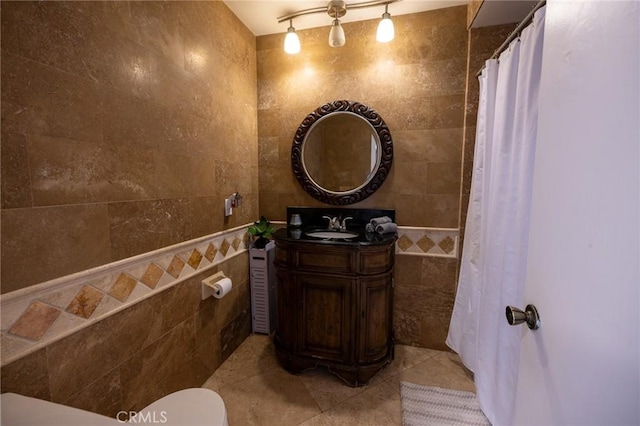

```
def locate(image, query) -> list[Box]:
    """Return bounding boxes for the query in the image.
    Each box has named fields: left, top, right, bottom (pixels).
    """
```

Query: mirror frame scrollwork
left=291, top=100, right=393, bottom=205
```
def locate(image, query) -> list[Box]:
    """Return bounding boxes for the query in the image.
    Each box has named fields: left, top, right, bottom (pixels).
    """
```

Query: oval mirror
left=291, top=100, right=393, bottom=205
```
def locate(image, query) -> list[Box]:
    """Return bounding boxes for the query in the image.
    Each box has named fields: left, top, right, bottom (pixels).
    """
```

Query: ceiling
left=223, top=0, right=467, bottom=37
left=471, top=0, right=538, bottom=28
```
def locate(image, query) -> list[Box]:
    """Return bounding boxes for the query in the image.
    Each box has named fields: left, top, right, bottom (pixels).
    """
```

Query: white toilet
left=136, top=388, right=228, bottom=426
left=0, top=388, right=228, bottom=426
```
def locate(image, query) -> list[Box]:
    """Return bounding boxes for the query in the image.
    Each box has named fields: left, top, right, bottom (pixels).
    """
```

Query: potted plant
left=248, top=216, right=274, bottom=249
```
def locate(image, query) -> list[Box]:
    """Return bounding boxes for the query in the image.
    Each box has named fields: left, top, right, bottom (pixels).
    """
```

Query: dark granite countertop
left=274, top=206, right=398, bottom=246
left=273, top=226, right=397, bottom=247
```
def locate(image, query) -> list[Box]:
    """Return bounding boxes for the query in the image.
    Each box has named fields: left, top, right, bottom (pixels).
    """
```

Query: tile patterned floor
left=202, top=334, right=475, bottom=426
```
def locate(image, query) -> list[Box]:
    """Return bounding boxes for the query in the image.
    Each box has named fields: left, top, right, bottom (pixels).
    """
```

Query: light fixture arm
left=277, top=0, right=400, bottom=23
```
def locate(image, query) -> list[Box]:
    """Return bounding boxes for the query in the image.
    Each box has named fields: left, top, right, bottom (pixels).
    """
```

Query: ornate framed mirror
left=291, top=100, right=393, bottom=205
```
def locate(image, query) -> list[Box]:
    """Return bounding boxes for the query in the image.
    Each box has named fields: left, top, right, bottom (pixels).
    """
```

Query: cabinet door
left=275, top=269, right=295, bottom=351
left=297, top=273, right=354, bottom=363
left=358, top=272, right=393, bottom=363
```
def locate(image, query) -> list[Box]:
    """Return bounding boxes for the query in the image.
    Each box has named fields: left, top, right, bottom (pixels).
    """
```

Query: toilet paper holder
left=201, top=271, right=231, bottom=300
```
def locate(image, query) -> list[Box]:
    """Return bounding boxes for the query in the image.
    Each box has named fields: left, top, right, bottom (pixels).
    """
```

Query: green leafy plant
left=248, top=216, right=274, bottom=249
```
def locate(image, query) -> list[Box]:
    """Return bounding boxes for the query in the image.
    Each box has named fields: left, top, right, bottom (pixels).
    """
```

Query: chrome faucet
left=322, top=215, right=353, bottom=231
left=322, top=215, right=340, bottom=230
left=340, top=217, right=353, bottom=231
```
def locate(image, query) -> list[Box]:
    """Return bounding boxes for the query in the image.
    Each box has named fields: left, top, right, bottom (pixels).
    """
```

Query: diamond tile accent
left=204, top=243, right=218, bottom=262
left=220, top=239, right=231, bottom=257
left=438, top=236, right=455, bottom=254
left=167, top=256, right=185, bottom=279
left=243, top=232, right=251, bottom=246
left=9, top=302, right=61, bottom=341
left=232, top=237, right=241, bottom=251
left=417, top=236, right=436, bottom=253
left=397, top=235, right=414, bottom=252
left=187, top=249, right=203, bottom=270
left=109, top=273, right=138, bottom=302
left=140, top=263, right=164, bottom=289
left=66, top=285, right=104, bottom=319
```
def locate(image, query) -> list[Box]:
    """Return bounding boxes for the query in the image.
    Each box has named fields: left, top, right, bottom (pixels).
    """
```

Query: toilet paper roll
left=211, top=277, right=232, bottom=299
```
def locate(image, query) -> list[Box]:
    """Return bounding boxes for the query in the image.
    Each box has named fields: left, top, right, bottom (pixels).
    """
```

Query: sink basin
left=305, top=230, right=359, bottom=239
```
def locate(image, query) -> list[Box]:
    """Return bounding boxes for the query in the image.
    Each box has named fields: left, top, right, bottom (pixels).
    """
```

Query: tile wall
left=0, top=248, right=251, bottom=417
left=0, top=0, right=256, bottom=416
left=1, top=226, right=250, bottom=365
left=256, top=6, right=468, bottom=349
left=0, top=1, right=259, bottom=294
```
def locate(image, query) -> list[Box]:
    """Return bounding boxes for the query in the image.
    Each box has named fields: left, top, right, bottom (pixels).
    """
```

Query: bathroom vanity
left=277, top=101, right=397, bottom=386
left=273, top=208, right=396, bottom=386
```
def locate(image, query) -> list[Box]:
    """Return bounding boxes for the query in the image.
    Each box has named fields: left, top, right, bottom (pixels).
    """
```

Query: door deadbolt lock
left=505, top=304, right=541, bottom=330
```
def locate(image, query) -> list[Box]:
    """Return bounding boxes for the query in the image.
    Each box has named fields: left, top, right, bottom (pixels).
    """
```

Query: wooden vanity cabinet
left=273, top=239, right=395, bottom=386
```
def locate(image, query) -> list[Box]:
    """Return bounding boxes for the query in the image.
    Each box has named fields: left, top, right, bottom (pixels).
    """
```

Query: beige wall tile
left=1, top=204, right=111, bottom=292
left=0, top=348, right=50, bottom=400
left=220, top=307, right=252, bottom=362
left=107, top=199, right=202, bottom=261
left=426, top=162, right=462, bottom=194
left=1, top=132, right=32, bottom=209
left=62, top=368, right=123, bottom=418
left=394, top=256, right=458, bottom=348
left=1, top=51, right=104, bottom=142
left=393, top=128, right=463, bottom=164
left=159, top=278, right=202, bottom=334
left=119, top=319, right=196, bottom=412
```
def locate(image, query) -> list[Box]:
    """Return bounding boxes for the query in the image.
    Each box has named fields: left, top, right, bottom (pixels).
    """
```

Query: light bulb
left=284, top=24, right=301, bottom=54
left=376, top=12, right=394, bottom=43
left=328, top=18, right=346, bottom=47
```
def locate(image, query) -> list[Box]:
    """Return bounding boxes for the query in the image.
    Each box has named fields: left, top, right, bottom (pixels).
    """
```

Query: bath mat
left=400, top=382, right=491, bottom=426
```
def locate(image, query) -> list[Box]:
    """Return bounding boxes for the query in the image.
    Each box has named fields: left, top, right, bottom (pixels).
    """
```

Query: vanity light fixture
left=328, top=3, right=346, bottom=47
left=284, top=19, right=301, bottom=54
left=277, top=0, right=399, bottom=54
left=376, top=4, right=395, bottom=43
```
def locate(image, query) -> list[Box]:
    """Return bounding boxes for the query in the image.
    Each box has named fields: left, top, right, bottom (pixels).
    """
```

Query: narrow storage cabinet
left=249, top=241, right=276, bottom=334
left=273, top=233, right=395, bottom=386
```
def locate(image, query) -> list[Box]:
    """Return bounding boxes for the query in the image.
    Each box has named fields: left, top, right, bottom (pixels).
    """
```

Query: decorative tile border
left=395, top=226, right=459, bottom=258
left=272, top=221, right=458, bottom=258
left=0, top=223, right=458, bottom=365
left=0, top=224, right=251, bottom=367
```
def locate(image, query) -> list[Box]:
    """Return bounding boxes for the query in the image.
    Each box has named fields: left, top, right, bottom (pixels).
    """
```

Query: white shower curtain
left=446, top=7, right=546, bottom=426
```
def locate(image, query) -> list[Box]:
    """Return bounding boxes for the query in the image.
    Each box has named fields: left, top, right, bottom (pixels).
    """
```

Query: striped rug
left=400, top=382, right=491, bottom=426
